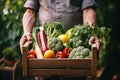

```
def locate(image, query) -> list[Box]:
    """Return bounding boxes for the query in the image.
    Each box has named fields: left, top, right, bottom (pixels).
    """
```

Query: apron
left=38, top=0, right=82, bottom=29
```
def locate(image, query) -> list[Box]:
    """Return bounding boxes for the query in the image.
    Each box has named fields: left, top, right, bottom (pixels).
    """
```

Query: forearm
left=83, top=7, right=96, bottom=25
left=22, top=9, right=36, bottom=34
left=83, top=8, right=100, bottom=51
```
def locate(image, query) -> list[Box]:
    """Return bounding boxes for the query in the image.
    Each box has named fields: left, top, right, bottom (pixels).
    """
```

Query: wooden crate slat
left=28, top=59, right=91, bottom=69
left=28, top=69, right=91, bottom=76
left=91, top=46, right=97, bottom=76
left=22, top=42, right=30, bottom=76
left=0, top=58, right=20, bottom=71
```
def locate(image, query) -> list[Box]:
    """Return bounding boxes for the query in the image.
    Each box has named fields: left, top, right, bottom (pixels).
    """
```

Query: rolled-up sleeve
left=81, top=0, right=97, bottom=10
left=24, top=0, right=40, bottom=12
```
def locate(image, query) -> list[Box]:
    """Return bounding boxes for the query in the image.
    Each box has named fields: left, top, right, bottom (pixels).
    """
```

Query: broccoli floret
left=68, top=37, right=82, bottom=48
left=68, top=46, right=92, bottom=59
left=47, top=37, right=64, bottom=52
left=45, top=22, right=66, bottom=38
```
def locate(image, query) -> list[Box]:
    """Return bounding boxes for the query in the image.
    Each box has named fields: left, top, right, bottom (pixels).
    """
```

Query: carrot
left=39, top=27, right=48, bottom=54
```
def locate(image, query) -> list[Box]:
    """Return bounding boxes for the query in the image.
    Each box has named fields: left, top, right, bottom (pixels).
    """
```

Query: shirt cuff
left=24, top=0, right=39, bottom=12
left=81, top=0, right=97, bottom=10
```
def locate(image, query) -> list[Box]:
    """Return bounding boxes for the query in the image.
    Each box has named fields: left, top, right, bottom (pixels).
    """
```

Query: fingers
left=89, top=36, right=95, bottom=45
left=20, top=35, right=27, bottom=54
left=19, top=33, right=32, bottom=54
left=26, top=33, right=32, bottom=43
left=89, top=36, right=100, bottom=51
left=95, top=37, right=100, bottom=51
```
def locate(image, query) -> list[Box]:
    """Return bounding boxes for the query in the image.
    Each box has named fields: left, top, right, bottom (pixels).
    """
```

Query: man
left=20, top=1, right=100, bottom=80
left=20, top=0, right=100, bottom=53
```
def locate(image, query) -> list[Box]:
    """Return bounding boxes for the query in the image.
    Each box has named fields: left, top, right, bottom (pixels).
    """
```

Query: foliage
left=94, top=0, right=120, bottom=67
left=0, top=0, right=25, bottom=58
left=43, top=22, right=66, bottom=39
left=66, top=24, right=111, bottom=48
left=2, top=47, right=19, bottom=61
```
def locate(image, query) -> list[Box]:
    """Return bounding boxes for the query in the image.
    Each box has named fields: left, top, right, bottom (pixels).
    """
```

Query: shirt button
left=56, top=1, right=60, bottom=4
left=56, top=17, right=61, bottom=21
left=57, top=17, right=61, bottom=19
left=62, top=4, right=65, bottom=7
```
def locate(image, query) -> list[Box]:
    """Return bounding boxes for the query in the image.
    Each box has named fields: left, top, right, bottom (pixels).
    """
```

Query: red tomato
left=27, top=48, right=36, bottom=56
left=27, top=54, right=35, bottom=58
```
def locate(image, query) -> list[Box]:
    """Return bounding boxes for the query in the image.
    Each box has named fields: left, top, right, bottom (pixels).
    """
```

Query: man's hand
left=19, top=33, right=32, bottom=54
left=89, top=36, right=100, bottom=51
left=20, top=9, right=36, bottom=54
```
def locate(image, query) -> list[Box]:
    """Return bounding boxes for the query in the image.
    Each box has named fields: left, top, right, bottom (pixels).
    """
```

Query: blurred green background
left=0, top=0, right=120, bottom=80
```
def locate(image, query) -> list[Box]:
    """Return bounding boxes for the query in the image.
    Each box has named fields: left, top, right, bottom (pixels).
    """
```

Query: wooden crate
left=0, top=57, right=20, bottom=80
left=22, top=42, right=98, bottom=80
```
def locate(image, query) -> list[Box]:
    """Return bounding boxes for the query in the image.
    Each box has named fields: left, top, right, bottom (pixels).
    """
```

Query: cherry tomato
left=27, top=48, right=36, bottom=56
left=27, top=54, right=35, bottom=58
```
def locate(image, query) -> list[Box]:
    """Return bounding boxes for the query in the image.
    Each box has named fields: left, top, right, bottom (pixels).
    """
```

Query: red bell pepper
left=55, top=48, right=72, bottom=58
left=56, top=51, right=66, bottom=58
left=63, top=48, right=72, bottom=57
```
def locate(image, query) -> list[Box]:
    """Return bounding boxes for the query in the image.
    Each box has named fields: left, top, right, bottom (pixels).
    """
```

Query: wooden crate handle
left=91, top=44, right=97, bottom=77
left=22, top=41, right=31, bottom=76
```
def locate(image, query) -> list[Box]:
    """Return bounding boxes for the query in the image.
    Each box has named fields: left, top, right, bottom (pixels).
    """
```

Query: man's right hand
left=19, top=33, right=32, bottom=54
left=89, top=36, right=100, bottom=51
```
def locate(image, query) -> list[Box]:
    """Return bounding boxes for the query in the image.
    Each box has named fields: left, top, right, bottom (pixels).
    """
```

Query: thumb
left=26, top=33, right=32, bottom=43
left=89, top=36, right=95, bottom=45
